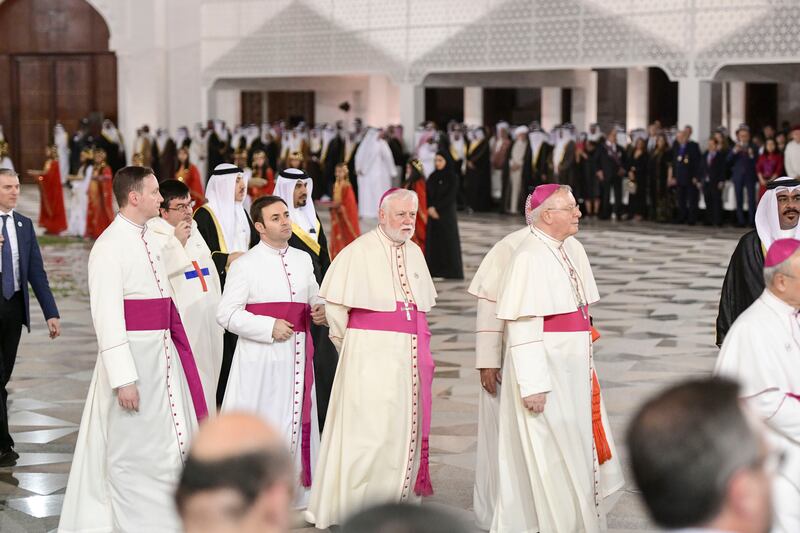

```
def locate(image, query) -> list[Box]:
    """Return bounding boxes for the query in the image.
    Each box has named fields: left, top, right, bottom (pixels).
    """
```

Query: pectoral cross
left=401, top=301, right=413, bottom=321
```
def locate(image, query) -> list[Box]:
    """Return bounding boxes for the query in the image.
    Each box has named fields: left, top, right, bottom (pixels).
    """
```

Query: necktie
left=1, top=215, right=14, bottom=299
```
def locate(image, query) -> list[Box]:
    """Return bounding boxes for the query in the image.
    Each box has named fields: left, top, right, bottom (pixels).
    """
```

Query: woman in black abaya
left=426, top=151, right=464, bottom=279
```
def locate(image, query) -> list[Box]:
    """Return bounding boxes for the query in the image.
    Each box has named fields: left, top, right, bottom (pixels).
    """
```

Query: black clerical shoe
left=0, top=449, right=19, bottom=467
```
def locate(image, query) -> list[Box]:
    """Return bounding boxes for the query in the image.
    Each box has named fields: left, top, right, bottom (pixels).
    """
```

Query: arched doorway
left=0, top=0, right=117, bottom=175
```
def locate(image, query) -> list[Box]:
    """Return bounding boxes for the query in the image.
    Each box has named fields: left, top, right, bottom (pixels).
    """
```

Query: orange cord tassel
left=592, top=370, right=612, bottom=465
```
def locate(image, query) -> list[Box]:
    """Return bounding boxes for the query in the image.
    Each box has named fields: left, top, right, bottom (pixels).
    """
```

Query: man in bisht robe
left=274, top=168, right=338, bottom=431
left=217, top=195, right=326, bottom=509
left=716, top=176, right=800, bottom=346
left=715, top=237, right=800, bottom=532
left=147, top=179, right=223, bottom=414
left=468, top=204, right=532, bottom=530
left=193, top=163, right=259, bottom=406
left=492, top=184, right=624, bottom=533
left=305, top=188, right=438, bottom=529
left=465, top=126, right=492, bottom=213
left=60, top=166, right=209, bottom=533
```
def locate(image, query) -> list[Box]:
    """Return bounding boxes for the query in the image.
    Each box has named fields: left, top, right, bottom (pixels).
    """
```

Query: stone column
left=678, top=77, right=712, bottom=142
left=399, top=83, right=425, bottom=151
left=626, top=67, right=649, bottom=130
left=464, top=87, right=484, bottom=126
left=541, top=87, right=562, bottom=130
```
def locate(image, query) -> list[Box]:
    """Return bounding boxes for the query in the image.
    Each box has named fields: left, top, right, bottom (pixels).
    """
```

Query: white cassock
left=492, top=227, right=624, bottom=533
left=217, top=242, right=322, bottom=509
left=147, top=217, right=223, bottom=412
left=355, top=132, right=398, bottom=219
left=714, top=289, right=800, bottom=533
left=467, top=226, right=530, bottom=531
left=305, top=228, right=437, bottom=528
left=67, top=164, right=92, bottom=237
left=60, top=215, right=207, bottom=533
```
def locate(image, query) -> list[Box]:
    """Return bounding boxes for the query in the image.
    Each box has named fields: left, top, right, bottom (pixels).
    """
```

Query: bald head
left=176, top=414, right=293, bottom=533
left=190, top=412, right=281, bottom=461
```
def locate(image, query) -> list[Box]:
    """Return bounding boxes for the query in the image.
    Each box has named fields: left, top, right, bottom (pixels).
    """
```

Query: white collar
left=763, top=288, right=798, bottom=315
left=259, top=240, right=288, bottom=256
left=532, top=225, right=564, bottom=246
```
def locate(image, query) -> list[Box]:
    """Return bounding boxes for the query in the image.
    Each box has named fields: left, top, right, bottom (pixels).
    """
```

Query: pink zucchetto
left=528, top=183, right=561, bottom=212
left=378, top=187, right=401, bottom=210
left=764, top=238, right=800, bottom=268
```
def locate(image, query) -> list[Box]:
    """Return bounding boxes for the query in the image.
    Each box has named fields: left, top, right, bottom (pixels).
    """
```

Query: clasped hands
left=271, top=304, right=327, bottom=341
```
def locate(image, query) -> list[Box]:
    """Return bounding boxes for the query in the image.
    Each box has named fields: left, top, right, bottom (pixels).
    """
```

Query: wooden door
left=267, top=91, right=315, bottom=126
left=15, top=56, right=53, bottom=174
left=55, top=56, right=93, bottom=136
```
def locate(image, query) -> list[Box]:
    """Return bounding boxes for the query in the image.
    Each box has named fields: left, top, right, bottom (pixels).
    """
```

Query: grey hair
left=764, top=260, right=794, bottom=286
left=529, top=185, right=573, bottom=224
left=379, top=188, right=418, bottom=213
left=0, top=168, right=18, bottom=179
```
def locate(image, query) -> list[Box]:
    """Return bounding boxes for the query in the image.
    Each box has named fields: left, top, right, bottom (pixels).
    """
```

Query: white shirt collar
left=0, top=208, right=14, bottom=217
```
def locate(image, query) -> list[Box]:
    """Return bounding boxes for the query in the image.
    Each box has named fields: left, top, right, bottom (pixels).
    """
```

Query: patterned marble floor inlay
left=0, top=188, right=743, bottom=532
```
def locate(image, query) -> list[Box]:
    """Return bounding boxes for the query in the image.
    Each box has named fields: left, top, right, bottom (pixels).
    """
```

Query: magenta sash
left=348, top=302, right=435, bottom=496
left=542, top=305, right=590, bottom=333
left=244, top=301, right=314, bottom=487
left=123, top=298, right=209, bottom=421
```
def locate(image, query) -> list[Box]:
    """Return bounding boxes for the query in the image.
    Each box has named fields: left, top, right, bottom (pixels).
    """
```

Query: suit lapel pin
left=16, top=221, right=21, bottom=227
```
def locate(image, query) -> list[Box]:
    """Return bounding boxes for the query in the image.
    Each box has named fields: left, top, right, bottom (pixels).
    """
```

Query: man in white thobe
left=492, top=184, right=624, bottom=533
left=355, top=128, right=398, bottom=219
left=306, top=188, right=437, bottom=528
left=147, top=179, right=223, bottom=413
left=217, top=195, right=324, bottom=509
left=60, top=167, right=209, bottom=533
left=784, top=126, right=800, bottom=178
left=715, top=237, right=800, bottom=533
left=507, top=126, right=529, bottom=214
left=468, top=209, right=532, bottom=530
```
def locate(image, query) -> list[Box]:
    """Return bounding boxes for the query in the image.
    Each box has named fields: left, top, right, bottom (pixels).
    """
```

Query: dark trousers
left=311, top=324, right=339, bottom=432
left=601, top=177, right=623, bottom=219
left=216, top=330, right=238, bottom=407
left=734, top=178, right=758, bottom=226
left=676, top=182, right=699, bottom=224
left=0, top=292, right=24, bottom=451
left=704, top=183, right=723, bottom=226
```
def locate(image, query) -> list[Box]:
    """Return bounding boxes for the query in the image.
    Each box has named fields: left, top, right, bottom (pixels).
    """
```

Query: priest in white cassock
left=469, top=204, right=533, bottom=531
left=216, top=195, right=324, bottom=509
left=60, top=167, right=209, bottom=533
left=355, top=128, right=398, bottom=219
left=305, top=188, right=437, bottom=528
left=715, top=237, right=800, bottom=533
left=147, top=179, right=223, bottom=413
left=492, top=184, right=624, bottom=533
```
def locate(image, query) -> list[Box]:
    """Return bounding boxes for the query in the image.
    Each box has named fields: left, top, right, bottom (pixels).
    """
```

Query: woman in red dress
left=175, top=146, right=206, bottom=206
left=247, top=149, right=276, bottom=200
left=403, top=158, right=428, bottom=251
left=329, top=162, right=360, bottom=259
left=32, top=145, right=67, bottom=234
left=85, top=148, right=114, bottom=239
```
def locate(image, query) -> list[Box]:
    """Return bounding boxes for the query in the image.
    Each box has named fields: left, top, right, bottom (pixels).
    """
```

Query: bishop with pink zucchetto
left=715, top=237, right=800, bottom=531
left=305, top=187, right=438, bottom=528
left=491, top=183, right=624, bottom=532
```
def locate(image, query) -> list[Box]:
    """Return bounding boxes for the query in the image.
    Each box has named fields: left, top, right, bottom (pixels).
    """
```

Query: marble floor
left=0, top=187, right=743, bottom=532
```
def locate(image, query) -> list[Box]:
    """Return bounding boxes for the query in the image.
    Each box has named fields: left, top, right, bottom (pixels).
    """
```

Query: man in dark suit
left=670, top=129, right=703, bottom=225
left=0, top=168, right=61, bottom=466
left=727, top=125, right=759, bottom=227
left=594, top=128, right=626, bottom=220
left=702, top=137, right=727, bottom=226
